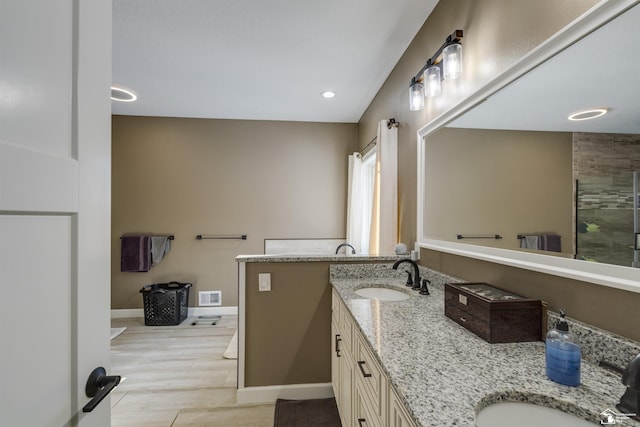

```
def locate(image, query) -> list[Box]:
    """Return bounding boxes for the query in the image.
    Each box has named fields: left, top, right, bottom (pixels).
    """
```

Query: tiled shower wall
left=573, top=133, right=640, bottom=266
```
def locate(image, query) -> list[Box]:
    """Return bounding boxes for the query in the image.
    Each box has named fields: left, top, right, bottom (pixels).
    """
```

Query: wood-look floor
left=110, top=316, right=275, bottom=426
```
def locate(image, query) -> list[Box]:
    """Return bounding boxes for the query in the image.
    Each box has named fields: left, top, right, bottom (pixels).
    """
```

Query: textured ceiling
left=112, top=0, right=440, bottom=123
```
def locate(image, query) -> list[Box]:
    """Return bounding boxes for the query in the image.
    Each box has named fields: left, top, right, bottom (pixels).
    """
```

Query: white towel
left=150, top=236, right=171, bottom=265
left=520, top=235, right=539, bottom=249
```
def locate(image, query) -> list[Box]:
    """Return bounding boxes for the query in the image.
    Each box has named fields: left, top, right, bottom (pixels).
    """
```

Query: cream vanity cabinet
left=332, top=290, right=417, bottom=427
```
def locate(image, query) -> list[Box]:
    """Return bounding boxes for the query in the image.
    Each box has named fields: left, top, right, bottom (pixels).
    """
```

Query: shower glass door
left=576, top=171, right=640, bottom=267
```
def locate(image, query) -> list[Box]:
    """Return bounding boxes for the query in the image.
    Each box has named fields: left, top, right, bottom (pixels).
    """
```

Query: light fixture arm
left=411, top=29, right=463, bottom=83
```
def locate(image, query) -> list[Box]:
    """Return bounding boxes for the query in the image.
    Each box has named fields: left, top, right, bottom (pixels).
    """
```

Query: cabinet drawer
left=444, top=285, right=490, bottom=322
left=444, top=302, right=490, bottom=340
left=355, top=334, right=386, bottom=421
left=354, top=378, right=382, bottom=427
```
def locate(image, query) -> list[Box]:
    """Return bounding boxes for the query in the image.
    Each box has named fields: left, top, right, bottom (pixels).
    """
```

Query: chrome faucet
left=392, top=259, right=421, bottom=290
left=617, top=353, right=640, bottom=421
left=335, top=243, right=356, bottom=254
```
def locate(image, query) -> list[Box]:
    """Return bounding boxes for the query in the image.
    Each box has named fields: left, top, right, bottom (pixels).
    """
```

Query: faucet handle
left=405, top=271, right=413, bottom=287
left=419, top=279, right=430, bottom=295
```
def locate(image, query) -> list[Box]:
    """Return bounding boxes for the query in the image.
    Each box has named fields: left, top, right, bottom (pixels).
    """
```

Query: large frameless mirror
left=417, top=0, right=640, bottom=293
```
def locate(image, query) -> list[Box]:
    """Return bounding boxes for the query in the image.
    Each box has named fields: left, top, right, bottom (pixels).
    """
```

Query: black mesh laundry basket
left=140, top=282, right=192, bottom=326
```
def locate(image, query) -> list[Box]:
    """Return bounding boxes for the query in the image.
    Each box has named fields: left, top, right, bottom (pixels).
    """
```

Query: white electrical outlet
left=258, top=273, right=271, bottom=291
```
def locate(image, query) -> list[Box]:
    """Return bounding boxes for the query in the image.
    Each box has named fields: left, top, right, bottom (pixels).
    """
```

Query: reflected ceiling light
left=568, top=108, right=608, bottom=121
left=408, top=30, right=463, bottom=111
left=111, top=85, right=138, bottom=102
left=321, top=91, right=335, bottom=98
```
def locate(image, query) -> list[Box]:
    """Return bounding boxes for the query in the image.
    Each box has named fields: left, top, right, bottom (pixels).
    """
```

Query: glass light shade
left=443, top=43, right=463, bottom=80
left=409, top=80, right=425, bottom=111
left=423, top=66, right=442, bottom=97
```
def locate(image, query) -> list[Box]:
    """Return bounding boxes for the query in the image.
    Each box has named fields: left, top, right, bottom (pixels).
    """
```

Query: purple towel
left=121, top=235, right=151, bottom=272
left=540, top=234, right=562, bottom=252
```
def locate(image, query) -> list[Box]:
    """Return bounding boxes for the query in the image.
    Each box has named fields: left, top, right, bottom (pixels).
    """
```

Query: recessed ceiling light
left=321, top=91, right=335, bottom=99
left=567, top=108, right=608, bottom=121
left=111, top=85, right=138, bottom=102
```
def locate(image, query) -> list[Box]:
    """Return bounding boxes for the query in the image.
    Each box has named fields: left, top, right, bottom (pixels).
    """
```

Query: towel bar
left=196, top=234, right=247, bottom=240
left=456, top=234, right=502, bottom=240
left=120, top=235, right=174, bottom=240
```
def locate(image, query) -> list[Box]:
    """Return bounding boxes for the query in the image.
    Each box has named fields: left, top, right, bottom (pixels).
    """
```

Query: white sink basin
left=354, top=287, right=410, bottom=301
left=476, top=402, right=595, bottom=427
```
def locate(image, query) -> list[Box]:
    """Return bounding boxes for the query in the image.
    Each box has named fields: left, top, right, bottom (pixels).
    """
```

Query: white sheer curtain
left=346, top=148, right=376, bottom=254
left=347, top=153, right=365, bottom=253
left=368, top=119, right=398, bottom=255
left=346, top=153, right=363, bottom=253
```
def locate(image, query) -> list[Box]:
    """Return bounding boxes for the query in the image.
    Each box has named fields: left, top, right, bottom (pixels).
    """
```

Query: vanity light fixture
left=409, top=77, right=425, bottom=111
left=567, top=108, right=608, bottom=121
left=111, top=85, right=138, bottom=102
left=408, top=29, right=463, bottom=111
left=424, top=66, right=442, bottom=98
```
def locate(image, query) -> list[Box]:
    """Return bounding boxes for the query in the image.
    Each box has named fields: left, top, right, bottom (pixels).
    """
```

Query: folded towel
left=519, top=234, right=561, bottom=252
left=151, top=236, right=171, bottom=265
left=540, top=234, right=561, bottom=252
left=121, top=235, right=151, bottom=272
left=520, top=235, right=539, bottom=250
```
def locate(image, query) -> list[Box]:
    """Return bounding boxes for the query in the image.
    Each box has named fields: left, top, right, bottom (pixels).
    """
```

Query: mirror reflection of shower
left=576, top=171, right=640, bottom=268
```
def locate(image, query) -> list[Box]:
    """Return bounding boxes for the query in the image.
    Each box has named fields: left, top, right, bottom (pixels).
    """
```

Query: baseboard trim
left=110, top=308, right=144, bottom=318
left=236, top=383, right=334, bottom=404
left=110, top=306, right=238, bottom=319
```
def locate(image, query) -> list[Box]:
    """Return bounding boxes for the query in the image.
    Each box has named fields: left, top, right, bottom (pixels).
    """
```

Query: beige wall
left=244, top=262, right=333, bottom=387
left=243, top=260, right=388, bottom=387
left=112, top=116, right=357, bottom=309
left=357, top=0, right=640, bottom=341
left=424, top=128, right=573, bottom=252
left=357, top=0, right=599, bottom=247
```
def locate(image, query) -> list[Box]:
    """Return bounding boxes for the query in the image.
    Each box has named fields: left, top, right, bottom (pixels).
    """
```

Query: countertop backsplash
left=547, top=311, right=640, bottom=369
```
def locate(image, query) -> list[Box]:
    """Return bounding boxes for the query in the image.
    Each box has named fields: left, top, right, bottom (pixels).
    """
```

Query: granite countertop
left=235, top=253, right=402, bottom=263
left=329, top=264, right=640, bottom=427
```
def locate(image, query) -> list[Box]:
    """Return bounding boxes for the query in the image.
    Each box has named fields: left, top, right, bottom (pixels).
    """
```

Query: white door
left=0, top=1, right=112, bottom=426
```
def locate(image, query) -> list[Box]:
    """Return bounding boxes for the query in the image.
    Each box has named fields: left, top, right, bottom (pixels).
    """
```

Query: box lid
left=447, top=282, right=538, bottom=303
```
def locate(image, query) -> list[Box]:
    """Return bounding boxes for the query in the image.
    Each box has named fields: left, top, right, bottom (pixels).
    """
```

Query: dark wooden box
left=444, top=283, right=543, bottom=343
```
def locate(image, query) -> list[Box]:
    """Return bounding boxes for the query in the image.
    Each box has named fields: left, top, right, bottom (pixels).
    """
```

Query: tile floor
left=110, top=316, right=275, bottom=426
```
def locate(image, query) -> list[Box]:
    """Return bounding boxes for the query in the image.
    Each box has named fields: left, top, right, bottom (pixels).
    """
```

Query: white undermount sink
left=476, top=401, right=595, bottom=427
left=354, top=287, right=410, bottom=301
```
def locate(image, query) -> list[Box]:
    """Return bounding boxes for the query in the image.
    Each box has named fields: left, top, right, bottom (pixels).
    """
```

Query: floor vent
left=199, top=291, right=222, bottom=306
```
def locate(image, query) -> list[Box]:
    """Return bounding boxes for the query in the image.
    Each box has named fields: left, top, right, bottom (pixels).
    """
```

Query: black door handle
left=82, top=367, right=121, bottom=413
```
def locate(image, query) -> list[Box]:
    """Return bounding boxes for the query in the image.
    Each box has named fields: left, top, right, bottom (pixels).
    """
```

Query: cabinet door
left=339, top=348, right=355, bottom=427
left=389, top=387, right=417, bottom=427
left=331, top=320, right=341, bottom=404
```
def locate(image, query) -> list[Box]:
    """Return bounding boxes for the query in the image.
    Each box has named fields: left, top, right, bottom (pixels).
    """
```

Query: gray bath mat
left=273, top=398, right=341, bottom=427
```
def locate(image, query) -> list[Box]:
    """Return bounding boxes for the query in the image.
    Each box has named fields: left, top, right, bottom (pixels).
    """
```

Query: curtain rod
left=359, top=137, right=377, bottom=157
left=358, top=118, right=399, bottom=157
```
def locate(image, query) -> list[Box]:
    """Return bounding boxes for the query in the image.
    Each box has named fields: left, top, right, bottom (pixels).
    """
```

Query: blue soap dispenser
left=545, top=309, right=581, bottom=386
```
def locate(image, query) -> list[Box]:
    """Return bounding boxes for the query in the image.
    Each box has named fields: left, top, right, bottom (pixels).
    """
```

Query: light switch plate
left=258, top=273, right=271, bottom=291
